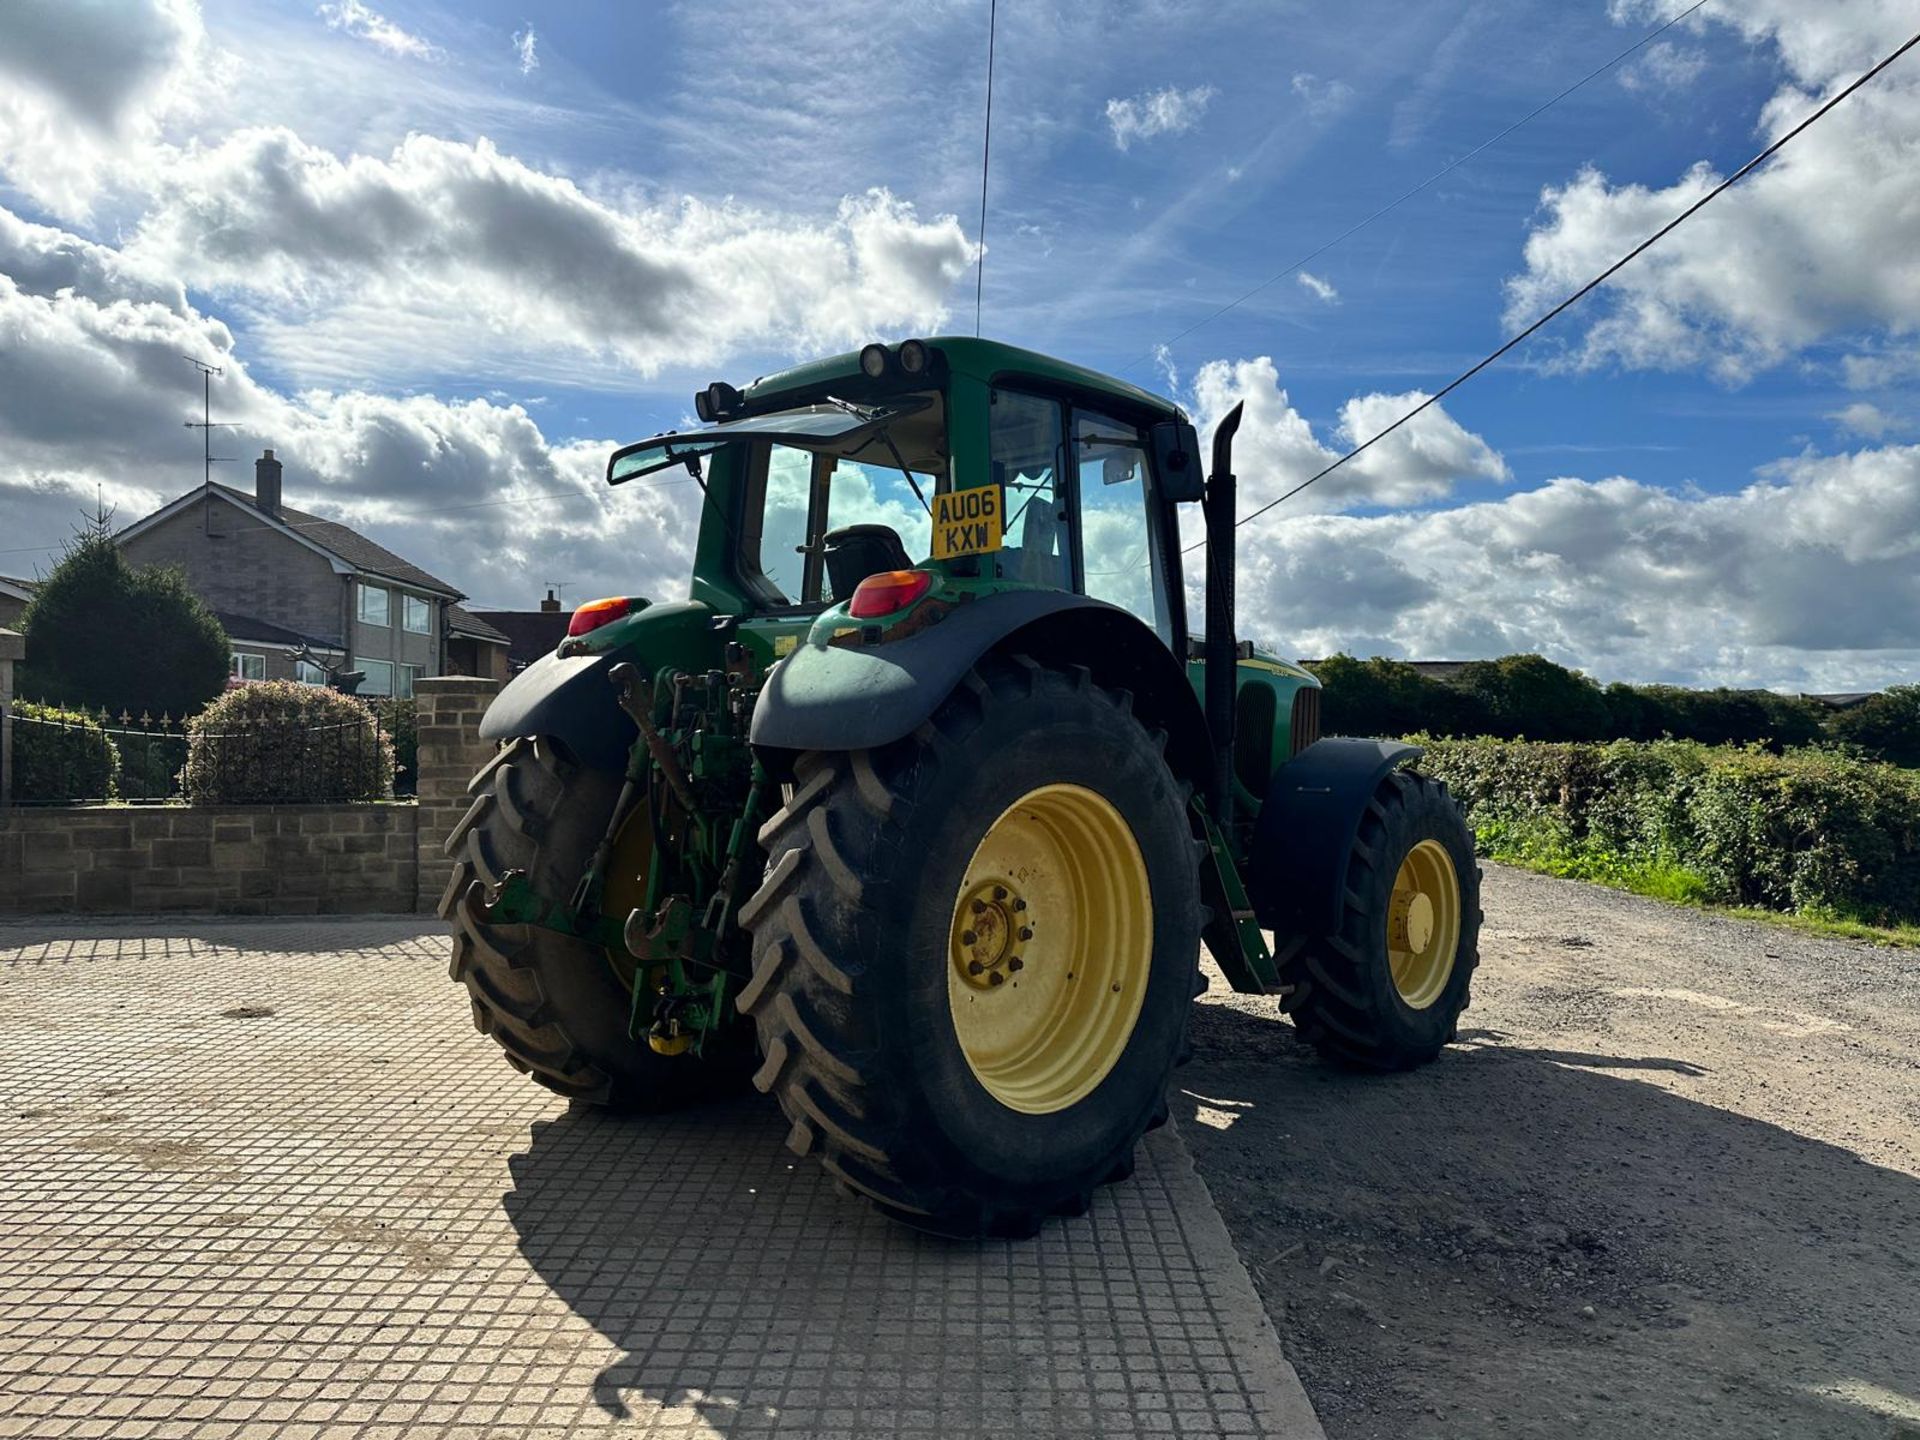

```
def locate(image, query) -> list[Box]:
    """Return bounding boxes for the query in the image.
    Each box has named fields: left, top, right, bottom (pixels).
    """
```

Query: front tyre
left=738, top=658, right=1204, bottom=1237
left=1276, top=769, right=1482, bottom=1068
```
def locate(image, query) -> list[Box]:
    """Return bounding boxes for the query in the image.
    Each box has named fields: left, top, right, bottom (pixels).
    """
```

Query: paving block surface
left=0, top=916, right=1321, bottom=1438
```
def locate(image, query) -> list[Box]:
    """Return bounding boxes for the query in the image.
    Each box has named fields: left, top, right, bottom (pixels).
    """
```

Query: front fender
left=1246, top=738, right=1424, bottom=935
left=478, top=649, right=634, bottom=771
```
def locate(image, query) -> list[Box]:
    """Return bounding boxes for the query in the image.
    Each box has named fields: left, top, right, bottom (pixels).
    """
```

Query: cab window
left=989, top=389, right=1070, bottom=588
left=1073, top=408, right=1164, bottom=636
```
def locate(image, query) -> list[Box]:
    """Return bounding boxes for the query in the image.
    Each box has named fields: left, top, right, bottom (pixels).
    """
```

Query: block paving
left=0, top=915, right=1321, bottom=1438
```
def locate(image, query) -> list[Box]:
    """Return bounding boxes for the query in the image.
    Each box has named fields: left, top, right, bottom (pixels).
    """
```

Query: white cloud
left=0, top=204, right=696, bottom=608
left=1105, top=85, right=1216, bottom=151
left=0, top=0, right=206, bottom=219
left=1296, top=271, right=1338, bottom=305
left=1830, top=401, right=1897, bottom=438
left=1290, top=73, right=1355, bottom=121
left=1618, top=41, right=1706, bottom=93
left=1509, top=4, right=1920, bottom=382
left=1190, top=357, right=1508, bottom=517
left=512, top=24, right=538, bottom=75
left=317, top=1, right=440, bottom=60
left=124, top=128, right=975, bottom=383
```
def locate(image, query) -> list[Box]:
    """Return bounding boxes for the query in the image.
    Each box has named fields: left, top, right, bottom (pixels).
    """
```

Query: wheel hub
left=953, top=881, right=1031, bottom=988
left=1387, top=838, right=1462, bottom=1010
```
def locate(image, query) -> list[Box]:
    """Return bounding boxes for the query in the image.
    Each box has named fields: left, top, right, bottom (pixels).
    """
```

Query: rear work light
left=567, top=596, right=634, bottom=637
left=848, top=569, right=933, bottom=620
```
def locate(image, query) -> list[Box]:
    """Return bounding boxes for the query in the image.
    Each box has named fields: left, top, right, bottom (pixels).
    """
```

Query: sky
left=0, top=0, right=1917, bottom=690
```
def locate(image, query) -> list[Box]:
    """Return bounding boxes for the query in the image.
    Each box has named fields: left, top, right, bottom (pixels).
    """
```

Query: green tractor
left=445, top=337, right=1480, bottom=1237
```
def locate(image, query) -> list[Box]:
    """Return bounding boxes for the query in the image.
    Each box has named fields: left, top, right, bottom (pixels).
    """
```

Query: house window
left=358, top=658, right=395, bottom=697
left=230, top=652, right=265, bottom=682
left=358, top=583, right=390, bottom=626
left=398, top=663, right=422, bottom=699
left=295, top=660, right=328, bottom=686
left=403, top=595, right=431, bottom=634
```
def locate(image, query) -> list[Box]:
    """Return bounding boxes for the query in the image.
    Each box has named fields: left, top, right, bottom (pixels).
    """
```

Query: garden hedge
left=1416, top=737, right=1920, bottom=926
left=182, top=682, right=395, bottom=804
left=10, top=701, right=120, bottom=803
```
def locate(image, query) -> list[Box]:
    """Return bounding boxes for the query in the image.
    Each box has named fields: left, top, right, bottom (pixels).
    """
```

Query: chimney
left=540, top=588, right=561, bottom=613
left=255, top=449, right=283, bottom=518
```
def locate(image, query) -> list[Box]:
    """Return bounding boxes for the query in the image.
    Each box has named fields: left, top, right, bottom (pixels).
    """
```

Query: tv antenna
left=182, top=356, right=241, bottom=535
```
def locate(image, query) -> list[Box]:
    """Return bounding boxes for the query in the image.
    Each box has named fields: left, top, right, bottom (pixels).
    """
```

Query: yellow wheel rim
left=947, top=784, right=1153, bottom=1115
left=1388, top=839, right=1461, bottom=1009
left=600, top=806, right=654, bottom=993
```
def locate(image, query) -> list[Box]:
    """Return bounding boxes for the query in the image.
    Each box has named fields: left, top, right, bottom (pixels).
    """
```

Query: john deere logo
left=932, top=485, right=1005, bottom=561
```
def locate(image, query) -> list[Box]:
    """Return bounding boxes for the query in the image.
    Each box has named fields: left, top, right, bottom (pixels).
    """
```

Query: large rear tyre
left=738, top=658, right=1204, bottom=1237
left=1276, top=768, right=1482, bottom=1069
left=442, top=735, right=752, bottom=1109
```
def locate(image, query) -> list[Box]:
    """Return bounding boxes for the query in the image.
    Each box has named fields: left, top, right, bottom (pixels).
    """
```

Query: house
left=117, top=450, right=510, bottom=695
left=0, top=576, right=36, bottom=630
left=469, top=589, right=572, bottom=673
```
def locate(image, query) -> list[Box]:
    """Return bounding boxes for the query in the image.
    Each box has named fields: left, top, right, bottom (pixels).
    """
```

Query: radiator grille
left=1290, top=686, right=1322, bottom=755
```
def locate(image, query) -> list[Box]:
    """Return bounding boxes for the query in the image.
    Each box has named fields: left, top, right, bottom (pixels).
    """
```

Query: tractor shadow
left=1178, top=1000, right=1920, bottom=1439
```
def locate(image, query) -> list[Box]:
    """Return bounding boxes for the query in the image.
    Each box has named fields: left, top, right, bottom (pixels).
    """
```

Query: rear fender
left=1246, top=738, right=1424, bottom=935
left=478, top=649, right=634, bottom=772
left=750, top=592, right=1211, bottom=788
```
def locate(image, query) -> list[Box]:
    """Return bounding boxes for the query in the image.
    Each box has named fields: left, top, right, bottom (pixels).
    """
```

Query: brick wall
left=0, top=804, right=418, bottom=915
left=413, top=676, right=502, bottom=914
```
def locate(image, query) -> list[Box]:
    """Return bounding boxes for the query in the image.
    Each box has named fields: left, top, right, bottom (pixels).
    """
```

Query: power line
left=974, top=0, right=999, bottom=337
left=1205, top=22, right=1920, bottom=545
left=1130, top=0, right=1711, bottom=380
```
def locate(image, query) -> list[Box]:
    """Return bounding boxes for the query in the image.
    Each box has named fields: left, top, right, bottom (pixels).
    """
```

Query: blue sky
left=1, top=0, right=1917, bottom=687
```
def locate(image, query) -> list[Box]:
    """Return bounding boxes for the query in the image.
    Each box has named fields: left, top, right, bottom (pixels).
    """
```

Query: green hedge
left=1416, top=737, right=1920, bottom=926
left=10, top=701, right=121, bottom=803
left=182, top=682, right=394, bottom=804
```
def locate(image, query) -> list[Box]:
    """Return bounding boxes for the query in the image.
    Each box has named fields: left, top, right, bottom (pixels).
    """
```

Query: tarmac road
left=1181, top=863, right=1920, bottom=1440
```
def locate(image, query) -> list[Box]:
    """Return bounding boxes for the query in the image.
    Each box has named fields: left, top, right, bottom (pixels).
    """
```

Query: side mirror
left=1151, top=419, right=1205, bottom=503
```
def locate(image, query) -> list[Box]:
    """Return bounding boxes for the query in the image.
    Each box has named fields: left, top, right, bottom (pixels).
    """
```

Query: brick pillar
left=414, top=675, right=501, bottom=913
left=0, top=628, right=21, bottom=814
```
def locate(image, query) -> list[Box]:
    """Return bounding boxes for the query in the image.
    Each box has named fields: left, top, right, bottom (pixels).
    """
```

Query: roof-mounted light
left=898, top=338, right=929, bottom=375
left=859, top=343, right=891, bottom=380
left=695, top=380, right=742, bottom=424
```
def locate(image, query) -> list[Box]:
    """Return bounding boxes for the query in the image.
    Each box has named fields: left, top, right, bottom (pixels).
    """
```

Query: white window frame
left=402, top=594, right=431, bottom=634
left=397, top=663, right=422, bottom=699
left=358, top=658, right=395, bottom=697
left=358, top=582, right=390, bottom=627
left=230, top=651, right=266, bottom=682
left=294, top=660, right=329, bottom=686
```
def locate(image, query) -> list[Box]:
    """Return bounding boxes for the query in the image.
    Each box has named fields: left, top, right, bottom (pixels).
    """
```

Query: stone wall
left=413, top=676, right=502, bottom=914
left=0, top=804, right=418, bottom=915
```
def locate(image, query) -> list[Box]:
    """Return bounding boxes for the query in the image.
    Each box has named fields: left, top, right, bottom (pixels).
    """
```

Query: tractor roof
left=741, top=337, right=1183, bottom=421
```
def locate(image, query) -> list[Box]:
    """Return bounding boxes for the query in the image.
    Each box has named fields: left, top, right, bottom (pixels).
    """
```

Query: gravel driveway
left=1181, top=863, right=1920, bottom=1440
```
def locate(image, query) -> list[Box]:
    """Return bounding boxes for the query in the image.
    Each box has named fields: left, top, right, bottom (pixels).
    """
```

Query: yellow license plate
left=931, top=485, right=1005, bottom=561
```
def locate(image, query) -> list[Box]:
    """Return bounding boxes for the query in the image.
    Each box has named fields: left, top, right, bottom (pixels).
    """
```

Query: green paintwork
left=499, top=337, right=1313, bottom=1025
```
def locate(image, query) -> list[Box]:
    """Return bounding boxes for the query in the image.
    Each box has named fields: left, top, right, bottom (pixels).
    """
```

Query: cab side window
left=1074, top=408, right=1164, bottom=635
left=989, top=389, right=1070, bottom=588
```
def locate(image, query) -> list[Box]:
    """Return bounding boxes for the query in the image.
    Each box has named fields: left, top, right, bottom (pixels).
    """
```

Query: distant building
left=468, top=589, right=571, bottom=673
left=116, top=450, right=510, bottom=693
left=0, top=575, right=36, bottom=630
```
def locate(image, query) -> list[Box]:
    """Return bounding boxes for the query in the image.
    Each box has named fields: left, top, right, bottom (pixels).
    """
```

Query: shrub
left=16, top=528, right=230, bottom=719
left=1454, top=654, right=1611, bottom=741
left=182, top=682, right=394, bottom=804
left=10, top=701, right=120, bottom=803
left=1830, top=686, right=1920, bottom=768
left=1418, top=736, right=1920, bottom=926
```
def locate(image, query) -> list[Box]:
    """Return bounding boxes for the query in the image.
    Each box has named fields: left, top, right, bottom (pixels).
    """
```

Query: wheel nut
left=1013, top=898, right=1027, bottom=911
left=971, top=899, right=986, bottom=915
left=961, top=930, right=977, bottom=946
left=1007, top=957, right=1024, bottom=972
left=968, top=960, right=984, bottom=976
left=994, top=886, right=1007, bottom=901
left=989, top=971, right=1005, bottom=986
left=1019, top=927, right=1033, bottom=941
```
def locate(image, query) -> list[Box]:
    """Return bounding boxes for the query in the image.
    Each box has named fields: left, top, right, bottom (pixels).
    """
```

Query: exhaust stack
left=1203, top=402, right=1244, bottom=829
